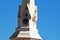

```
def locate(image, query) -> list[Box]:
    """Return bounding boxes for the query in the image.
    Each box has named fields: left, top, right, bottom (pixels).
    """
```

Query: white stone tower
left=10, top=0, right=42, bottom=40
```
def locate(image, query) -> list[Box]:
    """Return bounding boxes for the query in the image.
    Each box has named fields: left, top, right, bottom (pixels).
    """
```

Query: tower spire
left=10, top=0, right=42, bottom=40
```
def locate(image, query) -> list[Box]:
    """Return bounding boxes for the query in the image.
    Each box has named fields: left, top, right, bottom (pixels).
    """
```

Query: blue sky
left=0, top=0, right=60, bottom=40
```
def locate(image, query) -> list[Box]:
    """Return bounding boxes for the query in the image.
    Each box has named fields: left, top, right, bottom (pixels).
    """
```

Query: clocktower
left=10, top=0, right=42, bottom=40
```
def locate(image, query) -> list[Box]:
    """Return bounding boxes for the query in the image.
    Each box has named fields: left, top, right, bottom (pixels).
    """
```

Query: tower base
left=10, top=31, right=41, bottom=40
left=10, top=37, right=41, bottom=40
